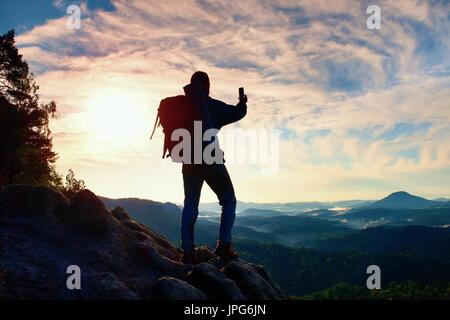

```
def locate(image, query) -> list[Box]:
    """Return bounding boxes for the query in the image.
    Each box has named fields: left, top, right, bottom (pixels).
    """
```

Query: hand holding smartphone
left=239, top=87, right=247, bottom=104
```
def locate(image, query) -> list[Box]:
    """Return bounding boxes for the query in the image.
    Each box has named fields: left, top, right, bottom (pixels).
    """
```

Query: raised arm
left=210, top=97, right=247, bottom=128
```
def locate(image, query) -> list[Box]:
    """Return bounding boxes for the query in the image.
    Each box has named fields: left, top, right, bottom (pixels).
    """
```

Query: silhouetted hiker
left=181, top=72, right=247, bottom=264
left=151, top=71, right=247, bottom=264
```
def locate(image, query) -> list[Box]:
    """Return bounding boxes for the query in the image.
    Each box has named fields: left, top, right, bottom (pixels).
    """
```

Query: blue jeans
left=181, top=163, right=237, bottom=253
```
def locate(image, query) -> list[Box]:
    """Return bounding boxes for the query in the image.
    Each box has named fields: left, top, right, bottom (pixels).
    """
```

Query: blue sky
left=0, top=0, right=115, bottom=34
left=1, top=0, right=449, bottom=202
left=1, top=0, right=62, bottom=34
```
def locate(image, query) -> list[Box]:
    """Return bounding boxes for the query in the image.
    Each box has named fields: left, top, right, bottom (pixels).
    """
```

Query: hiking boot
left=213, top=241, right=238, bottom=259
left=181, top=251, right=198, bottom=265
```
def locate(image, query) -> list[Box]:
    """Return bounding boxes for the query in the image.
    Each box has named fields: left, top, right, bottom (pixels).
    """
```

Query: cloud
left=12, top=0, right=450, bottom=201
left=52, top=0, right=70, bottom=10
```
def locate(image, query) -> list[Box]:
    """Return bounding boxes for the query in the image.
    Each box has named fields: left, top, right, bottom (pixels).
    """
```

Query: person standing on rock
left=153, top=71, right=247, bottom=264
left=180, top=71, right=247, bottom=264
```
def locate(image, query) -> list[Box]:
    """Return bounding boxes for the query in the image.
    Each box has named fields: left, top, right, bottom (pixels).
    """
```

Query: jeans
left=181, top=163, right=237, bottom=253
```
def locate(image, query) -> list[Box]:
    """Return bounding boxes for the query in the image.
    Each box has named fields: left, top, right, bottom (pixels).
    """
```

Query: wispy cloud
left=13, top=0, right=450, bottom=201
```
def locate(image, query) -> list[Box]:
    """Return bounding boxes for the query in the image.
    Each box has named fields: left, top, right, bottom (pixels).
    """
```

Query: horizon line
left=98, top=191, right=450, bottom=205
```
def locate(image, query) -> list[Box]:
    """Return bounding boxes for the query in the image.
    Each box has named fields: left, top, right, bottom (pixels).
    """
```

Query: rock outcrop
left=0, top=185, right=287, bottom=300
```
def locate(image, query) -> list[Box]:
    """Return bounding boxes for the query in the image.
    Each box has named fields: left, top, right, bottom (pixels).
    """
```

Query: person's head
left=190, top=71, right=210, bottom=97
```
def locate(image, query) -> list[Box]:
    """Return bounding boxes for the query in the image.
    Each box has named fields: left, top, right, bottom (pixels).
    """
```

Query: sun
left=84, top=88, right=149, bottom=148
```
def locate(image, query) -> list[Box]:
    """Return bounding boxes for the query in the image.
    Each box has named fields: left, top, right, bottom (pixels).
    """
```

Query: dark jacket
left=151, top=89, right=247, bottom=161
left=206, top=97, right=247, bottom=130
left=198, top=96, right=247, bottom=163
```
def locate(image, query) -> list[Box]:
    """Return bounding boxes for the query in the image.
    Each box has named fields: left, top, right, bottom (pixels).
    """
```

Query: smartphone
left=239, top=87, right=245, bottom=99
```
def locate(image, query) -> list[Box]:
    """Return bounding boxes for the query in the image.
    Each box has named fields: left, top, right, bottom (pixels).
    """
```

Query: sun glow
left=86, top=89, right=142, bottom=139
left=83, top=88, right=151, bottom=152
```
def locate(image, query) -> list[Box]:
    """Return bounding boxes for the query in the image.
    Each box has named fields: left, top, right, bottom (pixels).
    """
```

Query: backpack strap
left=149, top=110, right=160, bottom=140
left=162, top=134, right=169, bottom=159
left=150, top=112, right=168, bottom=159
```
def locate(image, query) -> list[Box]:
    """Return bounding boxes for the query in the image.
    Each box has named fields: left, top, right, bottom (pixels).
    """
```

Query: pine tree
left=0, top=29, right=58, bottom=185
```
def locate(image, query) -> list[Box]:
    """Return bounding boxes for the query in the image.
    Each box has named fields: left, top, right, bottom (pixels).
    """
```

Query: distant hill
left=335, top=207, right=450, bottom=229
left=297, top=209, right=337, bottom=217
left=236, top=240, right=450, bottom=296
left=199, top=199, right=372, bottom=214
left=306, top=225, right=450, bottom=262
left=99, top=193, right=450, bottom=249
left=100, top=197, right=285, bottom=246
left=100, top=197, right=355, bottom=247
left=360, top=191, right=442, bottom=210
left=235, top=215, right=353, bottom=246
left=239, top=208, right=286, bottom=217
left=100, top=196, right=184, bottom=244
left=434, top=198, right=450, bottom=202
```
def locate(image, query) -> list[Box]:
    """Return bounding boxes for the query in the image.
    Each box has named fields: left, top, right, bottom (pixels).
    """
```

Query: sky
left=1, top=0, right=449, bottom=203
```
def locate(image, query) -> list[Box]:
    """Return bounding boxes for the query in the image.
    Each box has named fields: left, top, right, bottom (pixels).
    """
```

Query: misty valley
left=100, top=191, right=450, bottom=298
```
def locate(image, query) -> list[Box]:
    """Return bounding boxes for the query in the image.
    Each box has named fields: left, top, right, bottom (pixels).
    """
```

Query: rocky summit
left=0, top=185, right=287, bottom=300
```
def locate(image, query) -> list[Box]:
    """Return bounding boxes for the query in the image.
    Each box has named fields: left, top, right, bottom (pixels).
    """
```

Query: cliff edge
left=0, top=185, right=287, bottom=300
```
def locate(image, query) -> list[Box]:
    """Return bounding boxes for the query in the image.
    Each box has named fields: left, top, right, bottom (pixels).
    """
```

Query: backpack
left=150, top=85, right=204, bottom=162
left=150, top=83, right=212, bottom=163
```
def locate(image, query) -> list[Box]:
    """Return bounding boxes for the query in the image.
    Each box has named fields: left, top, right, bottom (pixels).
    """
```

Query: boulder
left=187, top=263, right=246, bottom=300
left=151, top=277, right=207, bottom=300
left=66, top=189, right=111, bottom=235
left=0, top=185, right=69, bottom=218
left=122, top=219, right=179, bottom=254
left=111, top=206, right=130, bottom=221
left=194, top=246, right=216, bottom=263
left=247, top=262, right=287, bottom=299
left=223, top=261, right=286, bottom=300
left=138, top=242, right=189, bottom=277
left=82, top=272, right=139, bottom=300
